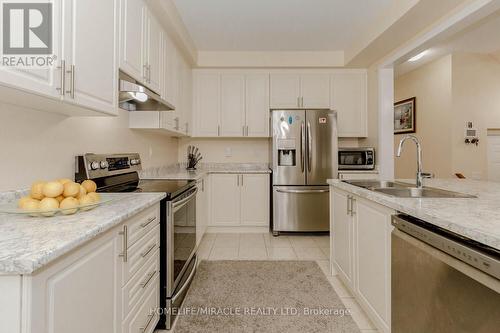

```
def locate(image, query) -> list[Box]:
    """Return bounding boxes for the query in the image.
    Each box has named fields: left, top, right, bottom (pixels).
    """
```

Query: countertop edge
left=327, top=179, right=500, bottom=251
left=0, top=193, right=165, bottom=275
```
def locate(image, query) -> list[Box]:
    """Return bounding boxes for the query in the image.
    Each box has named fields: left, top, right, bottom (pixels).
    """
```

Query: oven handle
left=171, top=256, right=197, bottom=303
left=276, top=189, right=329, bottom=194
left=172, top=187, right=198, bottom=212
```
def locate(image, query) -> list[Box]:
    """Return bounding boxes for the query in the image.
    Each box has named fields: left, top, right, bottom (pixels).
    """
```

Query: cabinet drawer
left=122, top=224, right=160, bottom=286
left=122, top=275, right=159, bottom=333
left=122, top=248, right=159, bottom=320
left=127, top=205, right=160, bottom=248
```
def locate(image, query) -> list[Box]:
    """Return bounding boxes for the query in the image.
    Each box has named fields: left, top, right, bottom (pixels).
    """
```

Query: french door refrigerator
left=271, top=109, right=338, bottom=235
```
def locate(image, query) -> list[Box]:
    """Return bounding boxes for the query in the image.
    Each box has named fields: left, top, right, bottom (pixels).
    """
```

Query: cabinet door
left=29, top=233, right=119, bottom=333
left=182, top=61, right=193, bottom=135
left=193, top=73, right=220, bottom=137
left=240, top=174, right=269, bottom=226
left=300, top=74, right=330, bottom=108
left=355, top=198, right=392, bottom=330
left=331, top=72, right=367, bottom=137
left=119, top=0, right=146, bottom=82
left=245, top=74, right=270, bottom=137
left=144, top=11, right=162, bottom=93
left=220, top=74, right=245, bottom=137
left=64, top=0, right=118, bottom=115
left=0, top=0, right=62, bottom=98
left=331, top=189, right=354, bottom=287
left=163, top=34, right=178, bottom=108
left=210, top=174, right=240, bottom=226
left=270, top=74, right=300, bottom=108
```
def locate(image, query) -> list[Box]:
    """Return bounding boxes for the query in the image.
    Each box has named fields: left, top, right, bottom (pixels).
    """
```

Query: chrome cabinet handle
left=307, top=122, right=312, bottom=172
left=217, top=125, right=220, bottom=136
left=300, top=122, right=305, bottom=173
left=242, top=125, right=245, bottom=136
left=297, top=96, right=300, bottom=108
left=140, top=270, right=157, bottom=288
left=139, top=313, right=155, bottom=332
left=347, top=195, right=352, bottom=216
left=140, top=216, right=156, bottom=228
left=118, top=225, right=128, bottom=262
left=141, top=243, right=156, bottom=258
left=301, top=97, right=304, bottom=108
left=143, top=64, right=148, bottom=82
left=237, top=174, right=239, bottom=186
left=56, top=60, right=65, bottom=96
left=65, top=64, right=75, bottom=98
left=246, top=125, right=249, bottom=136
left=350, top=197, right=356, bottom=216
left=240, top=175, right=244, bottom=186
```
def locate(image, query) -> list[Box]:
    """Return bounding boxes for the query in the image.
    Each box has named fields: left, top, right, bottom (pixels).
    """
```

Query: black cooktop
left=137, top=179, right=194, bottom=199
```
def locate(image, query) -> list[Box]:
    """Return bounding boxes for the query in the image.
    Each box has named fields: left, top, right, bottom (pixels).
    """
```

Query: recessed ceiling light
left=408, top=50, right=428, bottom=62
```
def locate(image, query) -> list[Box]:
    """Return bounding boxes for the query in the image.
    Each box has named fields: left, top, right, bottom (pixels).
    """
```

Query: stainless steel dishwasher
left=391, top=214, right=500, bottom=333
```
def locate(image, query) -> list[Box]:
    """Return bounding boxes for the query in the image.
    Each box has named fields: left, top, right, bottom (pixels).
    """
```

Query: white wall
left=451, top=52, right=500, bottom=179
left=0, top=103, right=178, bottom=191
left=394, top=55, right=453, bottom=178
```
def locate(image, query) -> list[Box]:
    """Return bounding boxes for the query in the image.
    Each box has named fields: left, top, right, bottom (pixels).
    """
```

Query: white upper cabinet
left=270, top=73, right=330, bottom=109
left=163, top=34, right=178, bottom=108
left=62, top=0, right=118, bottom=115
left=143, top=10, right=162, bottom=93
left=192, top=70, right=270, bottom=138
left=270, top=73, right=301, bottom=108
left=245, top=74, right=270, bottom=137
left=193, top=73, right=220, bottom=137
left=119, top=0, right=146, bottom=82
left=300, top=73, right=330, bottom=108
left=331, top=71, right=368, bottom=137
left=0, top=0, right=62, bottom=99
left=0, top=0, right=119, bottom=116
left=220, top=74, right=246, bottom=137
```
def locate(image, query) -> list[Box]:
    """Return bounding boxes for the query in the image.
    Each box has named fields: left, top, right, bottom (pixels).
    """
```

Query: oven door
left=166, top=186, right=198, bottom=297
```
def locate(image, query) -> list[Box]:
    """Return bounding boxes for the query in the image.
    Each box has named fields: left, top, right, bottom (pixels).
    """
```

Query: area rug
left=173, top=261, right=360, bottom=333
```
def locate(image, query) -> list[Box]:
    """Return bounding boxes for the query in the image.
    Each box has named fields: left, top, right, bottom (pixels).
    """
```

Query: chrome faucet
left=396, top=135, right=433, bottom=188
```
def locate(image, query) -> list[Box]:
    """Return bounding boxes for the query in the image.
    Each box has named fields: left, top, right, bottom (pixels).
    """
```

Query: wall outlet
left=224, top=147, right=232, bottom=157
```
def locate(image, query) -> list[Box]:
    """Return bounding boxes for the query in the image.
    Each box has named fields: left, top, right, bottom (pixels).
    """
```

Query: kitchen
left=0, top=1, right=499, bottom=333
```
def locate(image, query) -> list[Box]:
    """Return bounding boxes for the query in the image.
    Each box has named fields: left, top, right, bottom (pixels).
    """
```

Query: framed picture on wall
left=394, top=97, right=416, bottom=134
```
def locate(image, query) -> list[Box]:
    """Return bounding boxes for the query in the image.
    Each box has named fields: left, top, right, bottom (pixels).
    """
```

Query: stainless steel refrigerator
left=271, top=109, right=338, bottom=235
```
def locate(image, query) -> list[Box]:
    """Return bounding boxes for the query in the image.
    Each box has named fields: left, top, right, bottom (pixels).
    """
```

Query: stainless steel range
left=75, top=153, right=197, bottom=330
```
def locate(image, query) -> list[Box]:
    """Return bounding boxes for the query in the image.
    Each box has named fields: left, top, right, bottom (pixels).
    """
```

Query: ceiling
left=395, top=10, right=500, bottom=76
left=172, top=0, right=393, bottom=52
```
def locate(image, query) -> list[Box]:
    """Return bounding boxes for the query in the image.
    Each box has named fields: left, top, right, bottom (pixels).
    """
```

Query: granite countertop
left=140, top=163, right=272, bottom=180
left=0, top=192, right=165, bottom=275
left=328, top=178, right=500, bottom=251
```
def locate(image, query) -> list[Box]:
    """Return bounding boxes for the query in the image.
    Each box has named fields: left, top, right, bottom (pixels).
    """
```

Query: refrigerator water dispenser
left=278, top=150, right=296, bottom=166
left=277, top=139, right=297, bottom=166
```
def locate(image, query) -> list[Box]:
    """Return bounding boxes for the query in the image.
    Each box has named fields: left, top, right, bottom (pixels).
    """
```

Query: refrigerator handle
left=307, top=121, right=312, bottom=172
left=300, top=121, right=305, bottom=173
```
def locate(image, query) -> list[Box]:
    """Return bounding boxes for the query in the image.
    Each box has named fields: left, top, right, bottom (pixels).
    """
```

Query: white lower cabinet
left=0, top=204, right=161, bottom=333
left=210, top=173, right=270, bottom=227
left=330, top=188, right=393, bottom=333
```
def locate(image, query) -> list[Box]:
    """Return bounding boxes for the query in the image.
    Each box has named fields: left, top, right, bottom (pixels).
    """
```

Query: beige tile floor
left=157, top=233, right=379, bottom=333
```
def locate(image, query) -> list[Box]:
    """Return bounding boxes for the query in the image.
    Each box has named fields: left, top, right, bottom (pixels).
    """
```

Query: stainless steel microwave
left=338, top=148, right=375, bottom=170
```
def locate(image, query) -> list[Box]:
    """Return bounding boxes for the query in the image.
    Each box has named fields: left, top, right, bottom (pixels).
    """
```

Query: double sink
left=343, top=180, right=476, bottom=198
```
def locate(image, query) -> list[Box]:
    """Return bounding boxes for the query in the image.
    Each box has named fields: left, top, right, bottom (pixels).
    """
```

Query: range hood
left=118, top=71, right=174, bottom=111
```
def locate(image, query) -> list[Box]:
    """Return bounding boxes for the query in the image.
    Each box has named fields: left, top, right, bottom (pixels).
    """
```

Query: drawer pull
left=141, top=243, right=156, bottom=258
left=140, top=270, right=156, bottom=288
left=139, top=313, right=155, bottom=332
left=140, top=216, right=156, bottom=228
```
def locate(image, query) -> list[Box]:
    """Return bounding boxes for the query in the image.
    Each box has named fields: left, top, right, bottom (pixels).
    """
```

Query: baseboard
left=206, top=226, right=270, bottom=233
